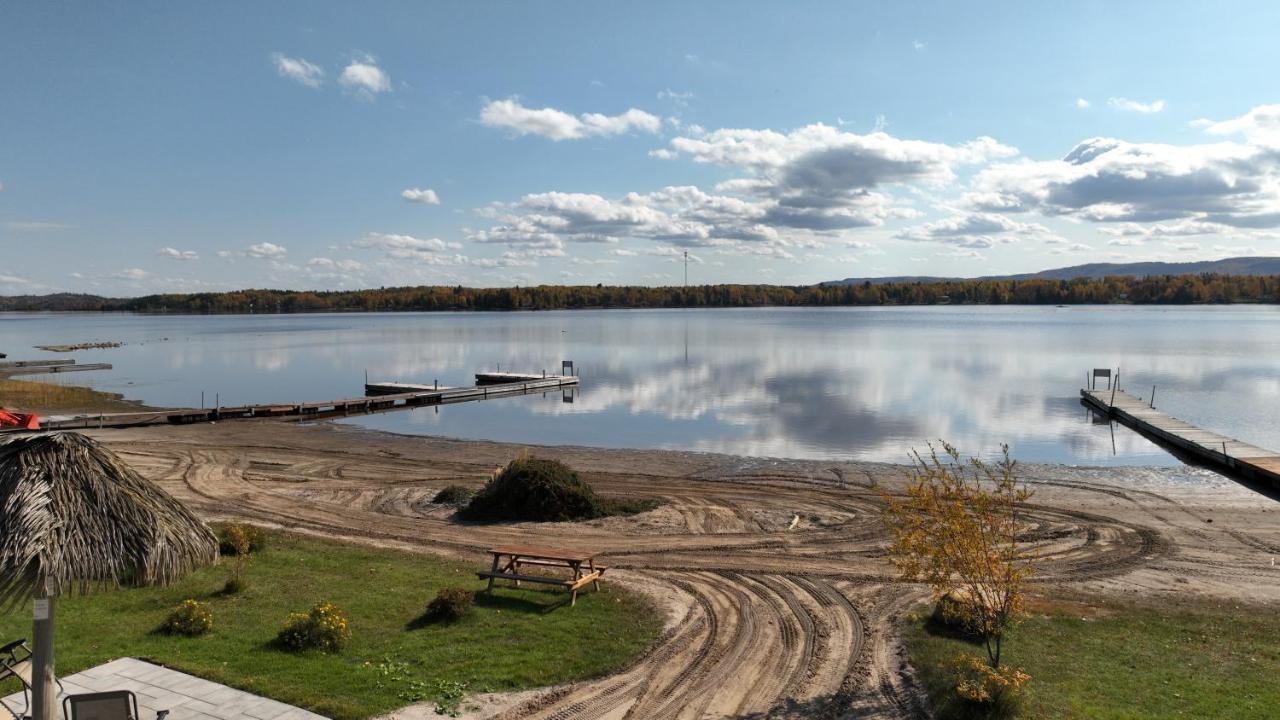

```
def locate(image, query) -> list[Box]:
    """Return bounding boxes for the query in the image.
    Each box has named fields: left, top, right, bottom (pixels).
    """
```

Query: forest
left=2, top=273, right=1279, bottom=313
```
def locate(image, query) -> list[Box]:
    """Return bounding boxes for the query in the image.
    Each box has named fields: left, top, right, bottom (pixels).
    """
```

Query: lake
left=2, top=306, right=1279, bottom=466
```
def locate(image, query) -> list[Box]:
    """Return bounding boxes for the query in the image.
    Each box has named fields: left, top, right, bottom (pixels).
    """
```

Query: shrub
left=424, top=587, right=474, bottom=623
left=218, top=523, right=268, bottom=556
left=161, top=599, right=213, bottom=637
left=459, top=456, right=605, bottom=522
left=939, top=653, right=1029, bottom=720
left=223, top=576, right=247, bottom=595
left=277, top=601, right=351, bottom=653
left=929, top=590, right=987, bottom=639
left=432, top=485, right=474, bottom=506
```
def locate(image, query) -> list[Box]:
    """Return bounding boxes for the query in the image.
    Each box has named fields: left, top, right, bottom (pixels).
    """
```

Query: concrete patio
left=1, top=658, right=327, bottom=720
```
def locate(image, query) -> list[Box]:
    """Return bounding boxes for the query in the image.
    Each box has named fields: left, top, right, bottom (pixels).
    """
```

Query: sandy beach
left=70, top=418, right=1280, bottom=719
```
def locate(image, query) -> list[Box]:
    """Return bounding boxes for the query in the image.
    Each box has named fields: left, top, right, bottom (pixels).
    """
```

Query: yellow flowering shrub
left=161, top=599, right=214, bottom=636
left=950, top=652, right=1030, bottom=712
left=277, top=601, right=352, bottom=652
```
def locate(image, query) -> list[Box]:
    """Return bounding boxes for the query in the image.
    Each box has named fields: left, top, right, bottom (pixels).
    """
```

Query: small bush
left=938, top=653, right=1028, bottom=720
left=223, top=576, right=247, bottom=595
left=432, top=485, right=474, bottom=506
left=277, top=601, right=351, bottom=653
left=219, top=523, right=268, bottom=556
left=459, top=456, right=604, bottom=522
left=425, top=587, right=474, bottom=623
left=161, top=599, right=213, bottom=637
left=929, top=590, right=986, bottom=640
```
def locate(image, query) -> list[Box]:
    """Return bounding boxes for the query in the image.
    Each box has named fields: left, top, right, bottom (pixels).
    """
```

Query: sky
left=4, top=1, right=1280, bottom=296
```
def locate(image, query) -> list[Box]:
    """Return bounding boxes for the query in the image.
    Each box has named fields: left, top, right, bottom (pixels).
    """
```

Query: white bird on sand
left=788, top=514, right=800, bottom=530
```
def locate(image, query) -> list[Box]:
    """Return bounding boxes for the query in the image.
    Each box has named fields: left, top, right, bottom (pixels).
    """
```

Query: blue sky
left=3, top=1, right=1280, bottom=295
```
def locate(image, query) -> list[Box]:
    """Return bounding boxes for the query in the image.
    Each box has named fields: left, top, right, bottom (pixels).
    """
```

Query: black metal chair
left=62, top=691, right=168, bottom=720
left=0, top=638, right=64, bottom=720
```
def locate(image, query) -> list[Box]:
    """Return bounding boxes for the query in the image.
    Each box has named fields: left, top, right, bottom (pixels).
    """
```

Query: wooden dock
left=364, top=381, right=454, bottom=396
left=475, top=371, right=570, bottom=385
left=0, top=360, right=112, bottom=377
left=1081, top=388, right=1280, bottom=488
left=5, top=375, right=580, bottom=433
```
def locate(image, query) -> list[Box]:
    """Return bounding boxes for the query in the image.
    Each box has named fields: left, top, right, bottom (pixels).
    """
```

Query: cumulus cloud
left=157, top=247, right=198, bottom=261
left=1107, top=97, right=1165, bottom=114
left=0, top=273, right=30, bottom=285
left=657, top=123, right=1016, bottom=231
left=307, top=257, right=364, bottom=271
left=111, top=268, right=148, bottom=280
left=354, top=232, right=465, bottom=264
left=339, top=55, right=390, bottom=99
left=479, top=98, right=661, bottom=141
left=272, top=53, right=324, bottom=88
left=895, top=212, right=1059, bottom=248
left=401, top=188, right=441, bottom=205
left=246, top=242, right=287, bottom=259
left=1076, top=98, right=1091, bottom=109
left=968, top=108, right=1280, bottom=230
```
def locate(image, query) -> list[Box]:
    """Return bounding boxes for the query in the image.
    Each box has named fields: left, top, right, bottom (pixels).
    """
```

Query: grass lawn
left=0, top=530, right=662, bottom=719
left=904, top=592, right=1280, bottom=719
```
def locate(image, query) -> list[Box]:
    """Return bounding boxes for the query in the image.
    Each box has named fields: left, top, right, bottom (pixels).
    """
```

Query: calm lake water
left=3, top=306, right=1279, bottom=466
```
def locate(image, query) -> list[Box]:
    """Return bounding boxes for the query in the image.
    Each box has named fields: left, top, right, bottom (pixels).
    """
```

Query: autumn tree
left=884, top=442, right=1034, bottom=669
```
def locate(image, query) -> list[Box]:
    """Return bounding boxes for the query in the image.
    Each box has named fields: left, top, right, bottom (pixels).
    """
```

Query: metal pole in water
left=1110, top=370, right=1118, bottom=407
left=1150, top=385, right=1156, bottom=408
left=201, top=391, right=205, bottom=409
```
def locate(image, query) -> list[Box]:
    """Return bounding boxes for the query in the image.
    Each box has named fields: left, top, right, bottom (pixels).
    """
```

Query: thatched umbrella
left=0, top=432, right=218, bottom=720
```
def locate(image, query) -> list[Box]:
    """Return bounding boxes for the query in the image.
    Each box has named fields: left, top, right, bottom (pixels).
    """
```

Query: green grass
left=0, top=531, right=661, bottom=719
left=904, top=593, right=1280, bottom=719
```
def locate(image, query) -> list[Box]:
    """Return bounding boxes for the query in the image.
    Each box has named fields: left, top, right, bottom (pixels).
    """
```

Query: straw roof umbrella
left=0, top=432, right=218, bottom=720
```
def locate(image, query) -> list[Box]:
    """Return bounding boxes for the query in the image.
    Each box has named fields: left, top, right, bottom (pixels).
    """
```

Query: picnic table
left=477, top=545, right=606, bottom=606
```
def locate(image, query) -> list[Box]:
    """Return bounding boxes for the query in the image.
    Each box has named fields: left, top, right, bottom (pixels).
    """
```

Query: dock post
left=201, top=391, right=205, bottom=409
left=1110, top=370, right=1119, bottom=407
left=1150, top=386, right=1156, bottom=408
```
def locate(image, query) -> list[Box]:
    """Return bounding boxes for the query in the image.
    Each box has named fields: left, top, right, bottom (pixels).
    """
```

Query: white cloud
left=246, top=242, right=287, bottom=259
left=401, top=188, right=441, bottom=205
left=479, top=98, right=661, bottom=141
left=0, top=273, right=31, bottom=285
left=967, top=106, right=1280, bottom=232
left=157, top=247, right=198, bottom=261
left=271, top=53, right=324, bottom=88
left=1107, top=97, right=1165, bottom=114
left=1076, top=98, right=1091, bottom=109
left=339, top=55, right=391, bottom=99
left=657, top=89, right=694, bottom=108
left=658, top=123, right=1016, bottom=231
left=111, top=268, right=148, bottom=280
left=1197, top=104, right=1280, bottom=146
left=912, top=39, right=927, bottom=51
left=895, top=212, right=1059, bottom=248
left=354, top=232, right=465, bottom=264
left=307, top=257, right=364, bottom=271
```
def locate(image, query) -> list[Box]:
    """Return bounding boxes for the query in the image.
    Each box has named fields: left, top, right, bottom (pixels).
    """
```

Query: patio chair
left=63, top=691, right=169, bottom=720
left=0, top=638, right=64, bottom=720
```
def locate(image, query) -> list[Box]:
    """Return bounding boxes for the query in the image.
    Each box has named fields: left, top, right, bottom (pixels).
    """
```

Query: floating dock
left=7, top=375, right=580, bottom=432
left=1081, top=387, right=1280, bottom=489
left=475, top=371, right=570, bottom=385
left=364, top=381, right=454, bottom=396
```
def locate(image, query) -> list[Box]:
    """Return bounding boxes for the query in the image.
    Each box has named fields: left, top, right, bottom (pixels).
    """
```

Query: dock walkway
left=7, top=375, right=579, bottom=432
left=1081, top=388, right=1280, bottom=488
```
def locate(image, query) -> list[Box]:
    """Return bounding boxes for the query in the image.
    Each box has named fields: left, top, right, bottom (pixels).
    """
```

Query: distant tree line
left=2, top=273, right=1280, bottom=313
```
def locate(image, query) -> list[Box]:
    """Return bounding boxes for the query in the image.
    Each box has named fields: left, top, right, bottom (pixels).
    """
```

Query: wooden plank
left=475, top=571, right=573, bottom=587
left=490, top=544, right=597, bottom=562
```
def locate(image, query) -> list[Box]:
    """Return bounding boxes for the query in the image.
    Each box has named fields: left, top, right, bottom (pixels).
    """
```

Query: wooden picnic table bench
left=477, top=544, right=607, bottom=606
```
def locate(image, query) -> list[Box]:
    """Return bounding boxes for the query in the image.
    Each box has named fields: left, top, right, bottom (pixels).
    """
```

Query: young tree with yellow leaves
left=884, top=442, right=1034, bottom=670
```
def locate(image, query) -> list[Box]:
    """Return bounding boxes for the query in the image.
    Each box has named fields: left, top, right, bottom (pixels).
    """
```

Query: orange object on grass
left=0, top=410, right=39, bottom=429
